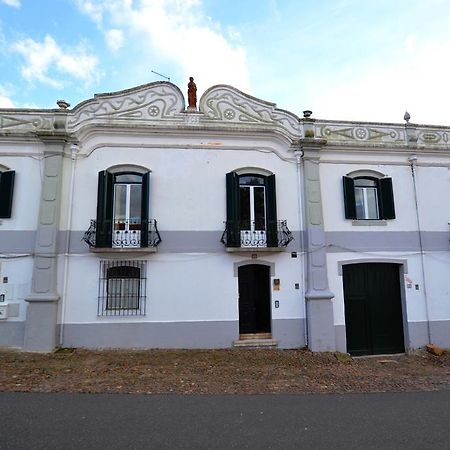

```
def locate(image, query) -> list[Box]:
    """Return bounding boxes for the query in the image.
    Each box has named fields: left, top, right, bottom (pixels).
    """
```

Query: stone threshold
left=233, top=338, right=278, bottom=348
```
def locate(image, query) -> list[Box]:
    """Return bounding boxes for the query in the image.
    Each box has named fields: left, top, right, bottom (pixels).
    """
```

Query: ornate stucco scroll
left=67, top=82, right=186, bottom=132
left=200, top=85, right=301, bottom=138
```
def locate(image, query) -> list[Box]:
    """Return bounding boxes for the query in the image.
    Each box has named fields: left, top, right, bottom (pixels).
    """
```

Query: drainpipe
left=294, top=147, right=308, bottom=347
left=408, top=155, right=432, bottom=345
left=59, top=143, right=79, bottom=347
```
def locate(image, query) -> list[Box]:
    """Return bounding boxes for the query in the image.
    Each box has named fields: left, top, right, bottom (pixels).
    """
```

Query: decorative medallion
left=354, top=128, right=368, bottom=140
left=224, top=109, right=235, bottom=120
left=148, top=105, right=160, bottom=117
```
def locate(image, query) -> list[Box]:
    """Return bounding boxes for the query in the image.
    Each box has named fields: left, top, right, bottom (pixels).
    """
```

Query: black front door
left=238, top=264, right=271, bottom=334
left=343, top=263, right=405, bottom=356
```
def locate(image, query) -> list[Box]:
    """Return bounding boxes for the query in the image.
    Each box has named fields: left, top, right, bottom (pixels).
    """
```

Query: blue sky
left=1, top=0, right=450, bottom=124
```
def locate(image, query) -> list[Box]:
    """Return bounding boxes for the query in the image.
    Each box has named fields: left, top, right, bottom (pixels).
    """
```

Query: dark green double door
left=343, top=263, right=405, bottom=356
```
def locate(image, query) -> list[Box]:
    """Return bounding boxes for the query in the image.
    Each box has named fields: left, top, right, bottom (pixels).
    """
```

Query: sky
left=1, top=0, right=450, bottom=125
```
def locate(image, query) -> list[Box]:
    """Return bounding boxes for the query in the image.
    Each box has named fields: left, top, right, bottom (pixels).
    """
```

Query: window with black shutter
left=343, top=175, right=395, bottom=220
left=0, top=170, right=15, bottom=219
left=96, top=170, right=150, bottom=248
left=225, top=171, right=278, bottom=247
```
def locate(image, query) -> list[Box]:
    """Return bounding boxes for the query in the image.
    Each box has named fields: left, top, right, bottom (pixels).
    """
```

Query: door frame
left=338, top=258, right=409, bottom=354
left=235, top=260, right=274, bottom=336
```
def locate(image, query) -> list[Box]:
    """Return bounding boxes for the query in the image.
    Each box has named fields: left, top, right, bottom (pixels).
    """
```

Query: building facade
left=0, top=81, right=449, bottom=354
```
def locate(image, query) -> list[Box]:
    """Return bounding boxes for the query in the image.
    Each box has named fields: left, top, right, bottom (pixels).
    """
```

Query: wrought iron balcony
left=83, top=219, right=162, bottom=249
left=221, top=220, right=294, bottom=248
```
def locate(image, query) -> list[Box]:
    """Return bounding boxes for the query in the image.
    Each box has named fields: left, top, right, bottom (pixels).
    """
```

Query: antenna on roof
left=151, top=70, right=170, bottom=81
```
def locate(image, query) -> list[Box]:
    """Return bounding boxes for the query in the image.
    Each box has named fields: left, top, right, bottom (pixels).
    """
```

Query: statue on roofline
left=187, top=77, right=197, bottom=109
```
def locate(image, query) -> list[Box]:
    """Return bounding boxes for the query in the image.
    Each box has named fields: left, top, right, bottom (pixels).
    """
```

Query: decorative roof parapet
left=67, top=81, right=186, bottom=132
left=199, top=85, right=302, bottom=139
left=2, top=81, right=450, bottom=151
left=0, top=111, right=67, bottom=135
left=314, top=119, right=450, bottom=149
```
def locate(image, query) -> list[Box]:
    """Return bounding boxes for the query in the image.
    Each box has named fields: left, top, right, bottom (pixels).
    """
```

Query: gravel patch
left=0, top=348, right=448, bottom=395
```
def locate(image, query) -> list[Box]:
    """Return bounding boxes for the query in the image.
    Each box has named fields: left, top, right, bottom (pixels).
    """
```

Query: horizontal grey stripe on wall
left=429, top=321, right=450, bottom=348
left=0, top=321, right=24, bottom=348
left=0, top=231, right=36, bottom=253
left=62, top=321, right=239, bottom=349
left=58, top=229, right=450, bottom=254
left=271, top=318, right=305, bottom=349
left=334, top=325, right=347, bottom=353
left=61, top=319, right=306, bottom=350
left=326, top=231, right=450, bottom=253
left=59, top=230, right=304, bottom=254
left=2, top=230, right=449, bottom=254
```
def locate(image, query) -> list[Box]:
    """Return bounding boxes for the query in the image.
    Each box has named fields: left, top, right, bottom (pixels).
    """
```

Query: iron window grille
left=221, top=219, right=293, bottom=248
left=83, top=219, right=162, bottom=248
left=98, top=260, right=147, bottom=316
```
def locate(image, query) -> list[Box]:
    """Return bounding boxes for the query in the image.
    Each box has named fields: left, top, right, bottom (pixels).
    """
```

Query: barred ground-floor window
left=98, top=260, right=147, bottom=316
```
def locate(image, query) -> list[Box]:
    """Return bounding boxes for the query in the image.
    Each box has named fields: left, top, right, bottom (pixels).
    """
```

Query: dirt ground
left=0, top=348, right=449, bottom=395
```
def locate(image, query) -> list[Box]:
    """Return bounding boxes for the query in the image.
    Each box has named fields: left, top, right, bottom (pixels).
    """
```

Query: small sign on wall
left=273, top=279, right=280, bottom=291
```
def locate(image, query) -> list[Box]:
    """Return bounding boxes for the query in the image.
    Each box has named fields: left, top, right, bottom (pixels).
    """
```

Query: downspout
left=59, top=144, right=79, bottom=347
left=294, top=147, right=308, bottom=347
left=408, top=155, right=432, bottom=345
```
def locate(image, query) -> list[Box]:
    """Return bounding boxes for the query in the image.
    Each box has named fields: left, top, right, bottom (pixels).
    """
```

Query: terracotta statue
left=187, top=77, right=197, bottom=108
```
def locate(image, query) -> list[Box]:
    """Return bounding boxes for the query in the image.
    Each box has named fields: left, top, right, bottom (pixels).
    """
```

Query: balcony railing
left=221, top=220, right=294, bottom=248
left=83, top=219, right=162, bottom=249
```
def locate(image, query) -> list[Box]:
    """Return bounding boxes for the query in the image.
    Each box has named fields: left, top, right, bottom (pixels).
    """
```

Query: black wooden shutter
left=0, top=170, right=15, bottom=218
left=140, top=171, right=150, bottom=247
left=226, top=171, right=240, bottom=247
left=266, top=174, right=278, bottom=247
left=343, top=176, right=357, bottom=219
left=96, top=170, right=114, bottom=247
left=378, top=177, right=395, bottom=219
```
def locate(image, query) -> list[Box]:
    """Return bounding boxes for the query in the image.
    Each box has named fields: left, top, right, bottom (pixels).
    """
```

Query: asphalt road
left=0, top=391, right=449, bottom=449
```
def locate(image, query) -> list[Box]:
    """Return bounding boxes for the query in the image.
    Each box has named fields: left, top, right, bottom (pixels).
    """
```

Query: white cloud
left=11, top=35, right=99, bottom=88
left=74, top=0, right=104, bottom=24
left=75, top=0, right=251, bottom=96
left=105, top=29, right=124, bottom=51
left=0, top=85, right=14, bottom=107
left=0, top=94, right=14, bottom=107
left=1, top=0, right=21, bottom=8
left=306, top=36, right=450, bottom=125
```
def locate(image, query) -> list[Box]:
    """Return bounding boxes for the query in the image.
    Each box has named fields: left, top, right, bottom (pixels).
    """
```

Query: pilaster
left=301, top=131, right=336, bottom=352
left=24, top=137, right=66, bottom=351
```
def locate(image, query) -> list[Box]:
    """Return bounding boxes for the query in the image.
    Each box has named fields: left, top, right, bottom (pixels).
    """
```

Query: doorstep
left=233, top=338, right=278, bottom=348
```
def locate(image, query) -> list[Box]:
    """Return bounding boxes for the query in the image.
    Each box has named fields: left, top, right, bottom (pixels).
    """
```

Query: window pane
left=354, top=178, right=377, bottom=187
left=115, top=173, right=142, bottom=183
left=129, top=184, right=142, bottom=225
left=114, top=185, right=127, bottom=224
left=355, top=188, right=365, bottom=219
left=106, top=279, right=122, bottom=309
left=106, top=277, right=139, bottom=309
left=240, top=186, right=250, bottom=229
left=366, top=187, right=379, bottom=219
left=355, top=186, right=379, bottom=219
left=239, top=175, right=265, bottom=186
left=254, top=186, right=266, bottom=230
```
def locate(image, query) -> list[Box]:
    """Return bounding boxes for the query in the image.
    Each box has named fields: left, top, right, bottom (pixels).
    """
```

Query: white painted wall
left=68, top=134, right=300, bottom=234
left=0, top=150, right=42, bottom=231
left=0, top=257, right=33, bottom=321
left=61, top=252, right=304, bottom=324
left=321, top=149, right=450, bottom=332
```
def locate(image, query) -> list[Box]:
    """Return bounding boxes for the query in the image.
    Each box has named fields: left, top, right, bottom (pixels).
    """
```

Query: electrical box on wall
left=0, top=303, right=8, bottom=320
